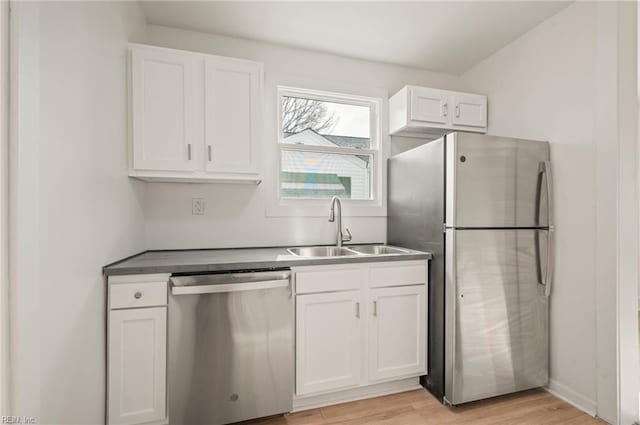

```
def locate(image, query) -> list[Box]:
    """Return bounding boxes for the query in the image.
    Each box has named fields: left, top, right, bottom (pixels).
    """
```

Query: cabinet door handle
left=208, top=145, right=212, bottom=162
left=442, top=103, right=448, bottom=117
left=134, top=292, right=142, bottom=299
left=455, top=104, right=460, bottom=118
left=373, top=300, right=377, bottom=316
left=187, top=144, right=192, bottom=160
left=355, top=302, right=360, bottom=318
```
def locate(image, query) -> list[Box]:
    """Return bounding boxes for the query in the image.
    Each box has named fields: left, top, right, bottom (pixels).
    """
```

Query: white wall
left=460, top=2, right=600, bottom=416
left=143, top=25, right=462, bottom=249
left=9, top=2, right=147, bottom=423
left=0, top=0, right=9, bottom=413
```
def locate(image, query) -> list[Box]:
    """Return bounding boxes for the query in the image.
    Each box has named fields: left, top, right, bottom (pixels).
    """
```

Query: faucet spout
left=328, top=196, right=351, bottom=247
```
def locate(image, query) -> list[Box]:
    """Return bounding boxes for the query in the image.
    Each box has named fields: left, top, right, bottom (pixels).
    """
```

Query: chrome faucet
left=328, top=196, right=352, bottom=247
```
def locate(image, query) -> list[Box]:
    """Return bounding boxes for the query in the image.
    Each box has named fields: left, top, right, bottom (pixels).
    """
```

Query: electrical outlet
left=192, top=198, right=205, bottom=215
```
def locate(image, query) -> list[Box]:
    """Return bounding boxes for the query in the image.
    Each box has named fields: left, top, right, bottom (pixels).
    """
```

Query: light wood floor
left=244, top=388, right=604, bottom=425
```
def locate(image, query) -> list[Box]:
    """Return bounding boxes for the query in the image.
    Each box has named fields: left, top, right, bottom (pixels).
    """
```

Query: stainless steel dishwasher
left=168, top=270, right=293, bottom=425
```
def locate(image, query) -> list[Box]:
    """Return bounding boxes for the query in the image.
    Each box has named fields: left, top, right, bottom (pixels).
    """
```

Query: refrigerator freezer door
left=445, top=229, right=549, bottom=405
left=446, top=133, right=551, bottom=228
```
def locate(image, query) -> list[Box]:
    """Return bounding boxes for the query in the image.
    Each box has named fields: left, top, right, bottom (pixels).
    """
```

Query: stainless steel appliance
left=168, top=270, right=293, bottom=425
left=388, top=132, right=552, bottom=405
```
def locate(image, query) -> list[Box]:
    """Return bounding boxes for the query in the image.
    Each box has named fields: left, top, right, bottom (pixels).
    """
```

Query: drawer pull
left=134, top=292, right=143, bottom=299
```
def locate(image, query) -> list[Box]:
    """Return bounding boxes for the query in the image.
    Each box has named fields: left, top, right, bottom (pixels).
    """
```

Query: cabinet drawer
left=110, top=281, right=167, bottom=309
left=370, top=263, right=427, bottom=288
left=296, top=268, right=362, bottom=294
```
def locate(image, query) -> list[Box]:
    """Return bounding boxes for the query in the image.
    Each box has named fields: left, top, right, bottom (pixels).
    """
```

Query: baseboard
left=292, top=377, right=421, bottom=411
left=546, top=379, right=597, bottom=417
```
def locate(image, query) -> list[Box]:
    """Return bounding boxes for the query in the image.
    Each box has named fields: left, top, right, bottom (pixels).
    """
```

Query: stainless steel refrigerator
left=388, top=132, right=552, bottom=405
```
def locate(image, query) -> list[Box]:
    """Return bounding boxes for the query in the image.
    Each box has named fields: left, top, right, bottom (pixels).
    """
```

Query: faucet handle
left=343, top=227, right=352, bottom=242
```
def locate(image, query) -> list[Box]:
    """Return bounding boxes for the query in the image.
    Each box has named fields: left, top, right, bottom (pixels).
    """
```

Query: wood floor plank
left=244, top=388, right=605, bottom=425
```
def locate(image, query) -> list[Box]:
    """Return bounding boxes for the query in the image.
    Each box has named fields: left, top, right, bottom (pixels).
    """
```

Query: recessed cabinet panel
left=108, top=307, right=167, bottom=425
left=131, top=48, right=200, bottom=172
left=205, top=59, right=261, bottom=174
left=409, top=87, right=449, bottom=124
left=451, top=93, right=487, bottom=128
left=296, top=291, right=362, bottom=395
left=369, top=285, right=426, bottom=382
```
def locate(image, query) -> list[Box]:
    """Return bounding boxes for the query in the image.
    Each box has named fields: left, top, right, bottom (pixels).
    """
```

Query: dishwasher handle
left=171, top=278, right=289, bottom=295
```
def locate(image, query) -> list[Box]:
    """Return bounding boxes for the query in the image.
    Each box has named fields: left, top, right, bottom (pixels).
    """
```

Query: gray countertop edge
left=103, top=249, right=432, bottom=276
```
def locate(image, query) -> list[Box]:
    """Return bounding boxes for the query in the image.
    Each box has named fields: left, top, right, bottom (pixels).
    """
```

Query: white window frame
left=267, top=84, right=388, bottom=217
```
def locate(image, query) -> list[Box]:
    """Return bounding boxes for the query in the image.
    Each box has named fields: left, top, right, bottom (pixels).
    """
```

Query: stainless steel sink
left=287, top=246, right=360, bottom=257
left=347, top=245, right=411, bottom=255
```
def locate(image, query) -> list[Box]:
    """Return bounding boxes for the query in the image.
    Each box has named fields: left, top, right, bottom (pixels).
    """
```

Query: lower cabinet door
left=369, top=285, right=426, bottom=381
left=108, top=307, right=167, bottom=425
left=296, top=291, right=362, bottom=395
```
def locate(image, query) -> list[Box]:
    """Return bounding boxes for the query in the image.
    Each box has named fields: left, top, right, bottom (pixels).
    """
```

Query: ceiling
left=140, top=1, right=571, bottom=75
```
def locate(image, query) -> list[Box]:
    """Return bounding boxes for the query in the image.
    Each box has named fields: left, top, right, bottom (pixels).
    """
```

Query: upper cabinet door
left=131, top=47, right=202, bottom=172
left=204, top=58, right=262, bottom=175
left=409, top=87, right=449, bottom=124
left=451, top=93, right=487, bottom=128
left=368, top=285, right=426, bottom=382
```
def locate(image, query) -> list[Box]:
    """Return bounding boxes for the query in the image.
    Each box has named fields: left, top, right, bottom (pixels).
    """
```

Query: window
left=277, top=87, right=380, bottom=202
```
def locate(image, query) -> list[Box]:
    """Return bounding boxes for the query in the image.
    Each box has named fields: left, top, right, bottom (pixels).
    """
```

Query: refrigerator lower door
left=445, top=229, right=549, bottom=405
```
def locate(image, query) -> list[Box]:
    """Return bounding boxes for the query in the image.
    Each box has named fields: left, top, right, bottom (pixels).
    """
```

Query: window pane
left=280, top=150, right=372, bottom=200
left=281, top=96, right=371, bottom=149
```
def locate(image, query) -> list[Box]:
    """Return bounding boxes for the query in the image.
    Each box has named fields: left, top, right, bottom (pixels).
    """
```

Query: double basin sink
left=288, top=245, right=410, bottom=258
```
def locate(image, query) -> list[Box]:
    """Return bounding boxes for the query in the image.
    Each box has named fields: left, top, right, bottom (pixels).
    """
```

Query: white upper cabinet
left=204, top=58, right=261, bottom=175
left=129, top=44, right=263, bottom=183
left=409, top=87, right=450, bottom=125
left=131, top=48, right=201, bottom=173
left=450, top=92, right=487, bottom=128
left=389, top=85, right=487, bottom=138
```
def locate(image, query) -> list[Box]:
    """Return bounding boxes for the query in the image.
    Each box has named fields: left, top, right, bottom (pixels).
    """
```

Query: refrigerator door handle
left=537, top=161, right=554, bottom=229
left=543, top=161, right=554, bottom=230
left=537, top=161, right=554, bottom=297
left=544, top=229, right=553, bottom=297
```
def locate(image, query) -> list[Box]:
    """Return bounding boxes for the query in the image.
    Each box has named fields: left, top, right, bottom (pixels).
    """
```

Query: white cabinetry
left=369, top=285, right=425, bottom=382
left=296, top=290, right=363, bottom=395
left=450, top=92, right=486, bottom=128
left=107, top=274, right=170, bottom=425
left=408, top=87, right=450, bottom=125
left=129, top=44, right=263, bottom=184
left=131, top=47, right=201, bottom=173
left=204, top=58, right=261, bottom=175
left=293, top=261, right=428, bottom=400
left=390, top=85, right=487, bottom=138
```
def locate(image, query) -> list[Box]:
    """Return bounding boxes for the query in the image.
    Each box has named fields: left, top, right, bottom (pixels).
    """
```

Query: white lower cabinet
left=108, top=307, right=167, bottom=425
left=296, top=291, right=362, bottom=395
left=294, top=261, right=428, bottom=398
left=369, top=285, right=426, bottom=381
left=107, top=274, right=170, bottom=425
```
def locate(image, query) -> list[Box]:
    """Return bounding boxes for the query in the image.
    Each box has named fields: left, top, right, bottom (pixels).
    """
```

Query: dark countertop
left=103, top=245, right=432, bottom=276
